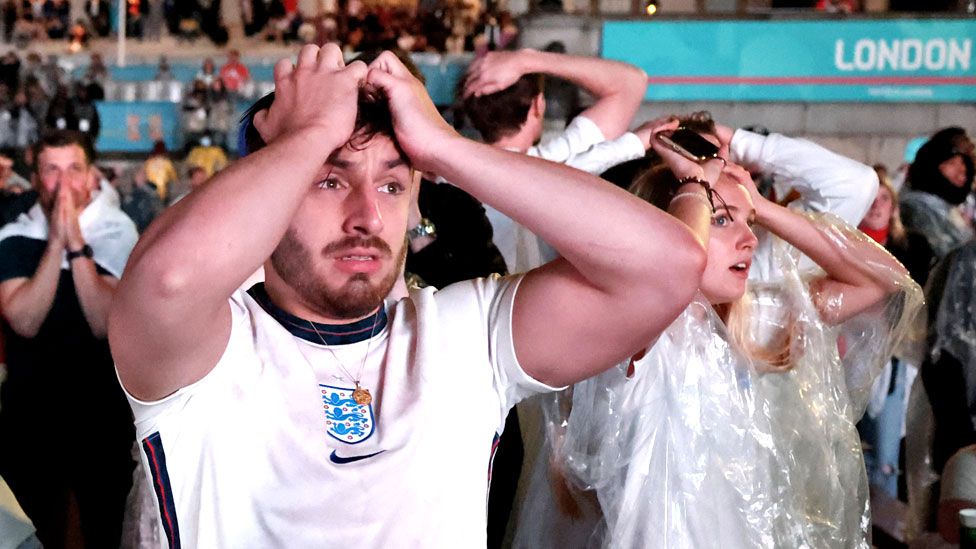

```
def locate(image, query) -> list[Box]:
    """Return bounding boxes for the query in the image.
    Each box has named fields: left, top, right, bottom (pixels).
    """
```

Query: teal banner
left=602, top=19, right=976, bottom=102
left=95, top=102, right=182, bottom=153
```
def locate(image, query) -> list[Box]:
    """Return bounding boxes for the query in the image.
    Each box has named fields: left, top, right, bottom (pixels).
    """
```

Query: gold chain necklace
left=306, top=309, right=381, bottom=406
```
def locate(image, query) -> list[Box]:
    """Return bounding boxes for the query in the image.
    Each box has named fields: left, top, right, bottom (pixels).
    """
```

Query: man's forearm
left=518, top=49, right=646, bottom=139
left=517, top=49, right=645, bottom=106
left=1, top=242, right=62, bottom=337
left=71, top=257, right=116, bottom=338
left=430, top=136, right=702, bottom=289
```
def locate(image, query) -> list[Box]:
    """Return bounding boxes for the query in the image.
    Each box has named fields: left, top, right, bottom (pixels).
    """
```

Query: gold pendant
left=352, top=385, right=372, bottom=406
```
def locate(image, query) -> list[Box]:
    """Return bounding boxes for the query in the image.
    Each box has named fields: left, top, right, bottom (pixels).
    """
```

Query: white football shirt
left=124, top=275, right=556, bottom=548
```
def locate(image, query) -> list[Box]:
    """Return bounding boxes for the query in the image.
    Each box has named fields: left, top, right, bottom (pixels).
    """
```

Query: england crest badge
left=319, top=384, right=375, bottom=444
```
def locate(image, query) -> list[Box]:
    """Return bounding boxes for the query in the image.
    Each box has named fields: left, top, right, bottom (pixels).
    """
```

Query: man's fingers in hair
left=317, top=43, right=344, bottom=69
left=343, top=60, right=368, bottom=82
left=273, top=58, right=294, bottom=81
left=465, top=56, right=484, bottom=76
left=365, top=67, right=396, bottom=91
left=462, top=76, right=483, bottom=97
left=368, top=50, right=411, bottom=78
left=468, top=79, right=500, bottom=97
left=296, top=44, right=320, bottom=68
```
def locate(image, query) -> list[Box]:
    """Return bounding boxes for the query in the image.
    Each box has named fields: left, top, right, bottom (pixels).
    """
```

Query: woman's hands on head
left=647, top=118, right=723, bottom=186
left=722, top=161, right=771, bottom=223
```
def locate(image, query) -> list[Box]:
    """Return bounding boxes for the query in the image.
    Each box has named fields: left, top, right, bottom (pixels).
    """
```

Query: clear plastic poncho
left=512, top=213, right=924, bottom=549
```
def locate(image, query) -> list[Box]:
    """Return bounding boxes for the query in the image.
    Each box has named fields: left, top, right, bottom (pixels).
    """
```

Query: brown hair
left=627, top=113, right=794, bottom=371
left=677, top=111, right=718, bottom=138
left=240, top=49, right=425, bottom=157
left=460, top=73, right=543, bottom=143
left=34, top=130, right=95, bottom=172
left=875, top=168, right=907, bottom=248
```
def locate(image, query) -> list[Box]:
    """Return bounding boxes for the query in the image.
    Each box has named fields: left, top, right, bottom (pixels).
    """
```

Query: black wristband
left=67, top=244, right=93, bottom=261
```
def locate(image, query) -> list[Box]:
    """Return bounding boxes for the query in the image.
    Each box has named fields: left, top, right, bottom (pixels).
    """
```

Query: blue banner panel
left=95, top=102, right=182, bottom=153
left=602, top=19, right=976, bottom=102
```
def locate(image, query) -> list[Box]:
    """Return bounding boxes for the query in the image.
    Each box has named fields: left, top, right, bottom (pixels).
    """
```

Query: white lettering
left=835, top=39, right=854, bottom=71
left=855, top=39, right=876, bottom=70
left=949, top=39, right=971, bottom=71
left=925, top=38, right=947, bottom=69
left=877, top=39, right=899, bottom=70
left=835, top=37, right=970, bottom=72
left=901, top=39, right=923, bottom=70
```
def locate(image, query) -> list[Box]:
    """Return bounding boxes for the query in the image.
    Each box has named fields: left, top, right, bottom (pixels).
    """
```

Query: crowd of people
left=0, top=0, right=518, bottom=56
left=0, top=49, right=105, bottom=150
left=0, top=40, right=973, bottom=549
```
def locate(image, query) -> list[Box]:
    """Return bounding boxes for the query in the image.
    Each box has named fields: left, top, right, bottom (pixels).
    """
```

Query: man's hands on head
left=463, top=50, right=528, bottom=98
left=252, top=44, right=367, bottom=148
left=250, top=47, right=457, bottom=177
left=364, top=51, right=459, bottom=176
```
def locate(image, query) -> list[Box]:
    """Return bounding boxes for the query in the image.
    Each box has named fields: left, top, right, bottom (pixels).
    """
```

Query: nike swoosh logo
left=329, top=450, right=385, bottom=464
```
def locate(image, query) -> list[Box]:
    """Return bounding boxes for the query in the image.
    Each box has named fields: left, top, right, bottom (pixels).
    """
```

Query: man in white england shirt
left=109, top=46, right=710, bottom=548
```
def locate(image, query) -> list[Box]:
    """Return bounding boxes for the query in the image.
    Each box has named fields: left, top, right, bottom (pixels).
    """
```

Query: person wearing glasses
left=513, top=114, right=922, bottom=549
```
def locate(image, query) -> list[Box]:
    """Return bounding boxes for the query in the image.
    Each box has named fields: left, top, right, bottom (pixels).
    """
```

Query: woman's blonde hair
left=875, top=168, right=907, bottom=248
left=628, top=127, right=794, bottom=371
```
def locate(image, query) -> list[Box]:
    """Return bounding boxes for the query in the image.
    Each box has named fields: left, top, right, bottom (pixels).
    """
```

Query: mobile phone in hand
left=655, top=128, right=720, bottom=163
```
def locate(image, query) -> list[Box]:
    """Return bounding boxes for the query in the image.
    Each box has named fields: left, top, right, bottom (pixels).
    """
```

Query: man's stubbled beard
left=270, top=228, right=406, bottom=320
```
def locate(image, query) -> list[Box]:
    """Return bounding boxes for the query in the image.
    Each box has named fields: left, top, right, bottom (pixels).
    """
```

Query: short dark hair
left=239, top=49, right=425, bottom=157
left=34, top=130, right=95, bottom=171
left=460, top=73, right=543, bottom=144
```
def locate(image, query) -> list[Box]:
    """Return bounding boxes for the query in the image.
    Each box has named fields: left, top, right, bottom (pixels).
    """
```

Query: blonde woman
left=515, top=117, right=922, bottom=549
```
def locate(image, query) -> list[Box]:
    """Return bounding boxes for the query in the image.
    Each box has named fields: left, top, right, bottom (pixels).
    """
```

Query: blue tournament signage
left=95, top=102, right=182, bottom=153
left=602, top=19, right=976, bottom=102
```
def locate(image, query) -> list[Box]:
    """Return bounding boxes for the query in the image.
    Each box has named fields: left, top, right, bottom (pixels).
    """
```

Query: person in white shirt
left=108, top=46, right=709, bottom=548
left=461, top=48, right=651, bottom=273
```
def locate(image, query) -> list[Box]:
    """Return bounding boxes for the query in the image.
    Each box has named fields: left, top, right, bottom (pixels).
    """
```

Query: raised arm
left=370, top=53, right=704, bottom=387
left=464, top=49, right=647, bottom=140
left=725, top=127, right=878, bottom=225
left=730, top=164, right=909, bottom=325
left=110, top=45, right=367, bottom=401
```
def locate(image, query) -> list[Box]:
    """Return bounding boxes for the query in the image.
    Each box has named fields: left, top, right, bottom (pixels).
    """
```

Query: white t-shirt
left=124, top=275, right=556, bottom=548
left=485, top=116, right=645, bottom=273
